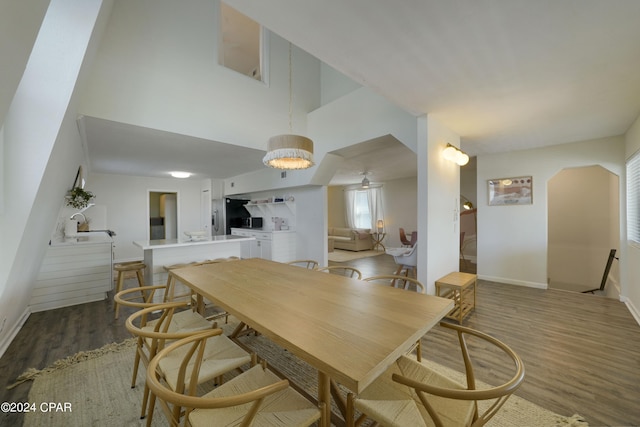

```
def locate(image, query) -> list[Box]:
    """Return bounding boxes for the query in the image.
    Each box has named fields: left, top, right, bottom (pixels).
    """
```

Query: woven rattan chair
left=286, top=259, right=319, bottom=269
left=126, top=302, right=253, bottom=426
left=316, top=266, right=363, bottom=279
left=146, top=330, right=321, bottom=427
left=364, top=275, right=426, bottom=360
left=189, top=257, right=240, bottom=322
left=346, top=322, right=525, bottom=427
left=363, top=274, right=425, bottom=293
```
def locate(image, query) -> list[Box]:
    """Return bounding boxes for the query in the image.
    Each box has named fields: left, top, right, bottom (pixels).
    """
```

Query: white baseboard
left=478, top=274, right=547, bottom=289
left=620, top=296, right=640, bottom=327
left=0, top=307, right=31, bottom=360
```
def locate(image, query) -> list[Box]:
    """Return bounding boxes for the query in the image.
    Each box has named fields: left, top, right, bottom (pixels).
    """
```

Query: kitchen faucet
left=70, top=212, right=86, bottom=223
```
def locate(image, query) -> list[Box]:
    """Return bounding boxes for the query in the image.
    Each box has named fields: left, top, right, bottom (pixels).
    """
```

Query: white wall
left=88, top=173, right=207, bottom=262
left=79, top=0, right=321, bottom=153
left=0, top=0, right=50, bottom=127
left=419, top=115, right=461, bottom=294
left=0, top=0, right=111, bottom=356
left=477, top=136, right=625, bottom=289
left=547, top=166, right=620, bottom=293
left=320, top=62, right=361, bottom=106
left=382, top=178, right=418, bottom=248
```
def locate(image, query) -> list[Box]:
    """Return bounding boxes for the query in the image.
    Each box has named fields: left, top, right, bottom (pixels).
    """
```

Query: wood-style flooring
left=1, top=254, right=639, bottom=426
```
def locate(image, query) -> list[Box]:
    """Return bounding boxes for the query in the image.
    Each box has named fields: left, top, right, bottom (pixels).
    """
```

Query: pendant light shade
left=361, top=175, right=370, bottom=188
left=263, top=134, right=314, bottom=170
left=263, top=42, right=315, bottom=170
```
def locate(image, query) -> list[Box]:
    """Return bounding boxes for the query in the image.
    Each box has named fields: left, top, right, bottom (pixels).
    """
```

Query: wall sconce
left=443, top=143, right=469, bottom=166
left=376, top=219, right=384, bottom=233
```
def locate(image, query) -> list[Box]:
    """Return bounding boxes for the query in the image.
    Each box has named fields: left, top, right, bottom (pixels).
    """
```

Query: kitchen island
left=133, top=235, right=254, bottom=286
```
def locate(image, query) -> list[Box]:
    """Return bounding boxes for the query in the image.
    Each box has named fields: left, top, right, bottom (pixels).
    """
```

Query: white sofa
left=327, top=227, right=373, bottom=251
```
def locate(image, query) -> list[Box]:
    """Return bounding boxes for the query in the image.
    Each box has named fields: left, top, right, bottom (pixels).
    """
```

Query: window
left=354, top=191, right=371, bottom=229
left=219, top=2, right=267, bottom=82
left=345, top=187, right=384, bottom=230
left=627, top=151, right=640, bottom=245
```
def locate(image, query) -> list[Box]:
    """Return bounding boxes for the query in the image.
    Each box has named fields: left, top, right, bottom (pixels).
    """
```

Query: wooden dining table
left=169, top=258, right=454, bottom=426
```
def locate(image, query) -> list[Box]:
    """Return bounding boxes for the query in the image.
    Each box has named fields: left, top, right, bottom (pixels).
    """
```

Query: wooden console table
left=435, top=271, right=477, bottom=324
left=370, top=232, right=386, bottom=251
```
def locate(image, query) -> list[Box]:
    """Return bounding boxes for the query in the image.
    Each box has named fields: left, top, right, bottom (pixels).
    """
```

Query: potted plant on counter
left=66, top=187, right=95, bottom=209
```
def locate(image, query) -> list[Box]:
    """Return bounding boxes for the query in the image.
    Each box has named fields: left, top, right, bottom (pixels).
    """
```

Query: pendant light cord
left=288, top=42, right=293, bottom=133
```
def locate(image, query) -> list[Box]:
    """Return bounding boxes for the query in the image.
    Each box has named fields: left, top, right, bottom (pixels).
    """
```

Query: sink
left=78, top=229, right=117, bottom=237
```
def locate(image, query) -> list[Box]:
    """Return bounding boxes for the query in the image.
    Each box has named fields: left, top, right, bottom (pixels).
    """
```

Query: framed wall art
left=488, top=176, right=532, bottom=206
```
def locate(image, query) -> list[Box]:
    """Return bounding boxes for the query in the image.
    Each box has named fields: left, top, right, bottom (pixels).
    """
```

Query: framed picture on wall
left=488, top=176, right=532, bottom=206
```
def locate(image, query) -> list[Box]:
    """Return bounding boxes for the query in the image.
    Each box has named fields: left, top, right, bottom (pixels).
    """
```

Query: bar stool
left=163, top=262, right=194, bottom=302
left=113, top=261, right=146, bottom=319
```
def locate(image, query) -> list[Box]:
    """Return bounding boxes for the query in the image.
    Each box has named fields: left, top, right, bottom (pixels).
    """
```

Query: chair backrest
left=316, top=266, right=362, bottom=279
left=287, top=259, right=319, bottom=269
left=146, top=330, right=292, bottom=426
left=393, top=243, right=418, bottom=267
left=399, top=228, right=411, bottom=246
left=363, top=275, right=425, bottom=293
left=125, top=302, right=213, bottom=344
left=392, top=322, right=525, bottom=427
left=114, top=285, right=167, bottom=310
left=409, top=231, right=417, bottom=246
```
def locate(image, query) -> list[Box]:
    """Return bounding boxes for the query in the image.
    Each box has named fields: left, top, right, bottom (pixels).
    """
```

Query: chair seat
left=142, top=309, right=213, bottom=337
left=355, top=355, right=476, bottom=427
left=159, top=334, right=252, bottom=391
left=188, top=364, right=321, bottom=427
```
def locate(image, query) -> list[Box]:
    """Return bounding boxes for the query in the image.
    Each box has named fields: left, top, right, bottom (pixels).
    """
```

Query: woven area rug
left=19, top=320, right=588, bottom=427
left=328, top=249, right=383, bottom=263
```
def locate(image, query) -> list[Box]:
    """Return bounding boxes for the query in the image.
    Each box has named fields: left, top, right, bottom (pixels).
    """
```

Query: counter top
left=51, top=231, right=113, bottom=246
left=133, top=234, right=253, bottom=250
left=230, top=228, right=296, bottom=233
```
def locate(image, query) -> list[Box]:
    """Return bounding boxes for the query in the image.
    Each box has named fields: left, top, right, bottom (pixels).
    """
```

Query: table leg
left=318, top=372, right=331, bottom=427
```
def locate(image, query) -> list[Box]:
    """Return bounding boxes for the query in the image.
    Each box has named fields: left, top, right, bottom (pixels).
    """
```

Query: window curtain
left=367, top=187, right=384, bottom=230
left=344, top=189, right=357, bottom=228
left=344, top=187, right=384, bottom=230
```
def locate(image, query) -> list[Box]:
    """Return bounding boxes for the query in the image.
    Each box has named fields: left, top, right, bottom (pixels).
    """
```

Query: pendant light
left=361, top=174, right=370, bottom=188
left=263, top=43, right=314, bottom=170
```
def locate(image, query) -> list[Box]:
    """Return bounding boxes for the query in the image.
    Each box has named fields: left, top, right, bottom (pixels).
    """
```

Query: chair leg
left=144, top=387, right=161, bottom=427
left=131, top=345, right=142, bottom=388
left=394, top=264, right=404, bottom=275
left=141, top=383, right=150, bottom=419
left=346, top=393, right=355, bottom=427
left=135, top=268, right=146, bottom=301
left=114, top=271, right=125, bottom=319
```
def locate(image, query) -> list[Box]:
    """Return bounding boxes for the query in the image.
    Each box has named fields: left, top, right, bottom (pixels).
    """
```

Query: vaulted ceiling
left=227, top=0, right=640, bottom=156
left=83, top=0, right=640, bottom=184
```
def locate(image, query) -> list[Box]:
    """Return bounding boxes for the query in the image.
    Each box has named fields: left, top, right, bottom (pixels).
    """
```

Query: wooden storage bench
left=435, top=272, right=477, bottom=324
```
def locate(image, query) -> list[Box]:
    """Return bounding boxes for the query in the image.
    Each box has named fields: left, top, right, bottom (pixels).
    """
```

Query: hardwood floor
left=1, top=254, right=639, bottom=426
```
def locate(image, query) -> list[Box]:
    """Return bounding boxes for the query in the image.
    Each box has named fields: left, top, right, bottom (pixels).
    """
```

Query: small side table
left=370, top=232, right=386, bottom=251
left=435, top=272, right=477, bottom=324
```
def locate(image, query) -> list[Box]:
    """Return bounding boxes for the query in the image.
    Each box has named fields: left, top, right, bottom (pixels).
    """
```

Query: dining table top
left=170, top=257, right=454, bottom=394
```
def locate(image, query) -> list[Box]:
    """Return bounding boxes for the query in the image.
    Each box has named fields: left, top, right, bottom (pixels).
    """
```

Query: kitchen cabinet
left=230, top=229, right=295, bottom=262
left=30, top=232, right=113, bottom=312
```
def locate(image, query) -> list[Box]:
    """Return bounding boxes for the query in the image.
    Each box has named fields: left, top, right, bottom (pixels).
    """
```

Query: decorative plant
left=66, top=187, right=95, bottom=209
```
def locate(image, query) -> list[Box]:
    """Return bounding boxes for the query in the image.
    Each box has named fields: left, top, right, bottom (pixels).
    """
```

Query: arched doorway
left=547, top=165, right=620, bottom=297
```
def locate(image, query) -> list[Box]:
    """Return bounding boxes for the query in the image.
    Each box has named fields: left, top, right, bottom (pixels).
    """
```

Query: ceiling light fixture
left=361, top=174, right=370, bottom=188
left=442, top=143, right=469, bottom=166
left=170, top=171, right=191, bottom=178
left=263, top=43, right=314, bottom=170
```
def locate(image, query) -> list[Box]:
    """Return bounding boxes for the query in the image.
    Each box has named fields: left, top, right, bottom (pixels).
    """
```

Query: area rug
left=18, top=321, right=588, bottom=427
left=328, top=249, right=383, bottom=263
